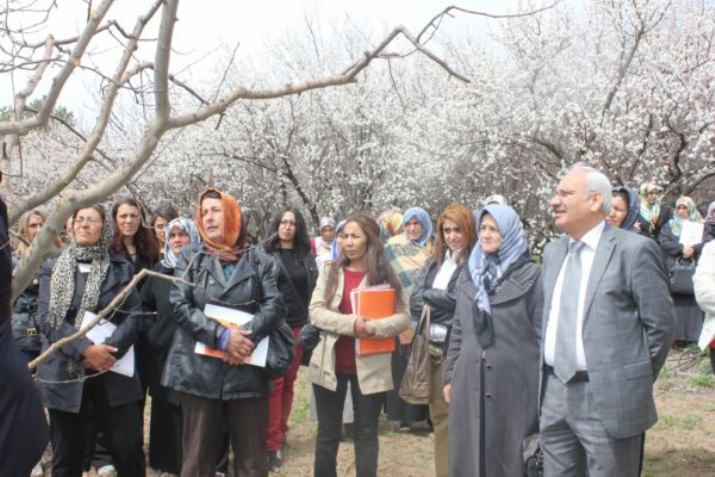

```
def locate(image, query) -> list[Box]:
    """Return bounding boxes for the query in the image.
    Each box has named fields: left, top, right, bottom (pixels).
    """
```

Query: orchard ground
left=61, top=347, right=715, bottom=476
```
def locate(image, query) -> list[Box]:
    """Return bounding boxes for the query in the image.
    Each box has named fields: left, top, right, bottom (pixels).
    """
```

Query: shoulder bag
left=398, top=304, right=432, bottom=405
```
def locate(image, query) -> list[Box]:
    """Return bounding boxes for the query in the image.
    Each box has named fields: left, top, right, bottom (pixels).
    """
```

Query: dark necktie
left=554, top=241, right=584, bottom=383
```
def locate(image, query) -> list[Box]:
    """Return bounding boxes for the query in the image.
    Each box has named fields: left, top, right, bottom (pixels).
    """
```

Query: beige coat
left=308, top=264, right=410, bottom=394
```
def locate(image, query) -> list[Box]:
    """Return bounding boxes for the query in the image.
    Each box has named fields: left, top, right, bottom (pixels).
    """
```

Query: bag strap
left=416, top=304, right=431, bottom=337
left=273, top=252, right=310, bottom=317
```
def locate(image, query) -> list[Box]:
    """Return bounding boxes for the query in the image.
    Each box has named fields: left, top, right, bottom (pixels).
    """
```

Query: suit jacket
left=540, top=223, right=674, bottom=438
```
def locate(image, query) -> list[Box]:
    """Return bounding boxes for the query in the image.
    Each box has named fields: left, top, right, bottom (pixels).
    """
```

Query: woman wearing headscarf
left=312, top=216, right=337, bottom=268
left=163, top=189, right=284, bottom=477
left=37, top=205, right=145, bottom=476
left=141, top=217, right=201, bottom=475
left=410, top=204, right=477, bottom=477
left=262, top=208, right=318, bottom=472
left=659, top=196, right=706, bottom=344
left=384, top=206, right=434, bottom=426
left=308, top=213, right=409, bottom=477
left=377, top=208, right=404, bottom=243
left=608, top=187, right=642, bottom=232
left=638, top=183, right=672, bottom=239
left=703, top=201, right=715, bottom=244
left=444, top=204, right=542, bottom=477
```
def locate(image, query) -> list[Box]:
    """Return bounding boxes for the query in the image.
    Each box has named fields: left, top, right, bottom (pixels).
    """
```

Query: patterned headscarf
left=195, top=188, right=242, bottom=262
left=377, top=209, right=404, bottom=242
left=160, top=217, right=201, bottom=269
left=47, top=206, right=114, bottom=331
left=402, top=206, right=433, bottom=248
left=669, top=196, right=704, bottom=236
left=469, top=205, right=529, bottom=319
left=639, top=182, right=662, bottom=224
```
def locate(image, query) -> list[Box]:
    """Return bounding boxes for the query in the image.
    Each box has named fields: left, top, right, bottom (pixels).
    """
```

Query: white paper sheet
left=194, top=303, right=268, bottom=367
left=680, top=220, right=704, bottom=245
left=79, top=311, right=135, bottom=377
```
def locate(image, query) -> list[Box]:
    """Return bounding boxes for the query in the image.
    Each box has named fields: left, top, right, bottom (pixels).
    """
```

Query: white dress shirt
left=544, top=221, right=605, bottom=370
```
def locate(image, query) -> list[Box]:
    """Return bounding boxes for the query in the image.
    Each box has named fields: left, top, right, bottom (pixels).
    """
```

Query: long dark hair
left=324, top=213, right=403, bottom=307
left=109, top=197, right=160, bottom=263
left=264, top=207, right=311, bottom=259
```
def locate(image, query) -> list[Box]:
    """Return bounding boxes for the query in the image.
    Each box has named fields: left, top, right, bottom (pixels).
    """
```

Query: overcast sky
left=1, top=0, right=531, bottom=120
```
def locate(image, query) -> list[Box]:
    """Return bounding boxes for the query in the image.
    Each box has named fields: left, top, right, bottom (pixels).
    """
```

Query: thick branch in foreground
left=0, top=0, right=115, bottom=136
left=27, top=268, right=194, bottom=371
left=7, top=1, right=163, bottom=225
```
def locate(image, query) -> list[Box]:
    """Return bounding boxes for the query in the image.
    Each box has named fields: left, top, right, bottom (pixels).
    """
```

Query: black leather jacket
left=410, top=256, right=464, bottom=350
left=11, top=265, right=42, bottom=353
left=162, top=245, right=285, bottom=400
left=37, top=253, right=144, bottom=413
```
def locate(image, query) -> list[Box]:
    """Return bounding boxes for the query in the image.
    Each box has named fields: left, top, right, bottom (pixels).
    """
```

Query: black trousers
left=313, top=374, right=384, bottom=477
left=49, top=378, right=144, bottom=477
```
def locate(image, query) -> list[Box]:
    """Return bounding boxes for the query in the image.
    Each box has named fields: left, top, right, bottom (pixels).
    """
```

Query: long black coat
left=162, top=246, right=285, bottom=400
left=0, top=198, right=50, bottom=476
left=37, top=253, right=144, bottom=413
left=444, top=259, right=543, bottom=477
left=141, top=261, right=180, bottom=403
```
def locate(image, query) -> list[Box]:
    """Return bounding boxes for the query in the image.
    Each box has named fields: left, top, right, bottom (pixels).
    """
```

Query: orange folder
left=354, top=287, right=397, bottom=356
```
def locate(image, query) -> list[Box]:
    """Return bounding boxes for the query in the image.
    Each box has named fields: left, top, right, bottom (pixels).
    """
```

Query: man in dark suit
left=539, top=165, right=674, bottom=476
left=0, top=190, right=50, bottom=475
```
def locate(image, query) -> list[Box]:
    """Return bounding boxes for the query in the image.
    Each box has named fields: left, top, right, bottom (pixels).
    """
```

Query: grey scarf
left=47, top=208, right=114, bottom=331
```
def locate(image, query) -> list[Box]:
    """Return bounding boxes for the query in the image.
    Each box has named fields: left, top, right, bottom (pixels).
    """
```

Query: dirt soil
left=57, top=348, right=715, bottom=476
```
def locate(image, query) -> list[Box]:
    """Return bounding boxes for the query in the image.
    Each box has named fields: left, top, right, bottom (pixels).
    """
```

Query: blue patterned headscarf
left=161, top=217, right=202, bottom=268
left=468, top=205, right=529, bottom=317
left=403, top=206, right=433, bottom=247
left=330, top=220, right=346, bottom=261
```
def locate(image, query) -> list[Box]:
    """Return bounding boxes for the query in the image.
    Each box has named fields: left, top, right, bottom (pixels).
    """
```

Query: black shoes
left=268, top=449, right=283, bottom=473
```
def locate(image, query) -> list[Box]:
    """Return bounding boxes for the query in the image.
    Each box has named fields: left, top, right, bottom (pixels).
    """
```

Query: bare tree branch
left=0, top=0, right=115, bottom=136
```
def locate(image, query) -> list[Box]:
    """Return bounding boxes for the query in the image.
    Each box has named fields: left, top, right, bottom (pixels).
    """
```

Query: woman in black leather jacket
left=409, top=203, right=476, bottom=477
left=163, top=189, right=284, bottom=477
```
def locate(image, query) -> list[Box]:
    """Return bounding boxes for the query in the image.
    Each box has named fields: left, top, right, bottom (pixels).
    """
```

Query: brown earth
left=54, top=348, right=715, bottom=476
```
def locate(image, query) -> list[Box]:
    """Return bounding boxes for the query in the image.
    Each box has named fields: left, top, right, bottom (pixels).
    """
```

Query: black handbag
left=669, top=258, right=696, bottom=295
left=11, top=289, right=42, bottom=353
left=265, top=321, right=295, bottom=379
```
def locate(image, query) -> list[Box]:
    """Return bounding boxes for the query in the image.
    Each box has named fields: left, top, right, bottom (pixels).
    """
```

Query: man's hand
left=82, top=344, right=118, bottom=372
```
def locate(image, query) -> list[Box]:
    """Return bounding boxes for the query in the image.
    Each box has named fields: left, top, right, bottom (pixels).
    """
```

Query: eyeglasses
left=75, top=217, right=102, bottom=225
